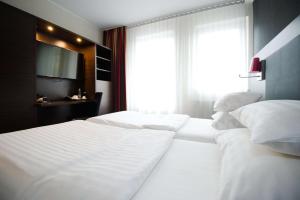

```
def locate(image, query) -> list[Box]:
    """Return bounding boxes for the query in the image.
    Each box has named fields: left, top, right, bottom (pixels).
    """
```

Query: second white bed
left=87, top=111, right=217, bottom=143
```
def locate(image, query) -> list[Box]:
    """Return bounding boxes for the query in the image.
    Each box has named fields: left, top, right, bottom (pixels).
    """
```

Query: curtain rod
left=128, top=0, right=245, bottom=28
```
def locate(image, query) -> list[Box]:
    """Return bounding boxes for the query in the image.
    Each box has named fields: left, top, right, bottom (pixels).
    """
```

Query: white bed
left=1, top=119, right=299, bottom=200
left=87, top=111, right=216, bottom=143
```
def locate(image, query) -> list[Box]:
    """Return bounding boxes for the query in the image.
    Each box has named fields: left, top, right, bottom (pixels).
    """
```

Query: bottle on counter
left=78, top=88, right=82, bottom=99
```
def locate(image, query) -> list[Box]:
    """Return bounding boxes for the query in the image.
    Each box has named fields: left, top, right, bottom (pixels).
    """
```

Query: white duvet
left=0, top=120, right=174, bottom=200
left=132, top=140, right=221, bottom=200
left=87, top=111, right=190, bottom=131
left=216, top=128, right=300, bottom=200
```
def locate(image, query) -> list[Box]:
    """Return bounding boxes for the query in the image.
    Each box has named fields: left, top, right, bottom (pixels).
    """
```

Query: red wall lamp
left=239, top=57, right=266, bottom=81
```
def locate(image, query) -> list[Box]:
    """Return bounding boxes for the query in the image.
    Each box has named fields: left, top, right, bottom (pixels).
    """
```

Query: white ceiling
left=50, top=0, right=237, bottom=29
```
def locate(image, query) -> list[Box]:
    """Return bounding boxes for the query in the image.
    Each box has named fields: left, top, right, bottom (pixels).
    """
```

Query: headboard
left=252, top=15, right=300, bottom=100
left=265, top=35, right=300, bottom=100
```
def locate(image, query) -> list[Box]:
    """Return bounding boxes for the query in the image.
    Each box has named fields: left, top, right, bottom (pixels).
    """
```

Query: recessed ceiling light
left=76, top=37, right=82, bottom=43
left=47, top=26, right=54, bottom=32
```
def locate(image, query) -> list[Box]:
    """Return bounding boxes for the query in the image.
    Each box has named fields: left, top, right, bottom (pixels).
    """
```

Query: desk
left=35, top=100, right=94, bottom=107
left=36, top=100, right=97, bottom=126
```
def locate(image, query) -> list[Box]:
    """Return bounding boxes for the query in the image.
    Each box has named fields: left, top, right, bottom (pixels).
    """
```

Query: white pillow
left=214, top=92, right=262, bottom=112
left=211, top=112, right=244, bottom=130
left=216, top=128, right=300, bottom=200
left=231, top=100, right=300, bottom=156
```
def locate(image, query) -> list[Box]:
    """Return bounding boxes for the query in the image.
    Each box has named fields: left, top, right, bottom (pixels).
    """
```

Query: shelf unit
left=96, top=45, right=112, bottom=81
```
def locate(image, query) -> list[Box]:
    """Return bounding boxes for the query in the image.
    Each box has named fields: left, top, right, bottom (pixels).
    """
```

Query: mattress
left=132, top=139, right=221, bottom=200
left=176, top=118, right=216, bottom=143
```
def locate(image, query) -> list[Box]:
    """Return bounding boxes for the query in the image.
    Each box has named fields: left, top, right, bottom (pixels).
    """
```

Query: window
left=126, top=4, right=251, bottom=117
left=127, top=31, right=176, bottom=113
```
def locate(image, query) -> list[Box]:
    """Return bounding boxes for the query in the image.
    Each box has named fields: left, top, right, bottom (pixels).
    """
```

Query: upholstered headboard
left=265, top=35, right=300, bottom=100
left=252, top=15, right=300, bottom=100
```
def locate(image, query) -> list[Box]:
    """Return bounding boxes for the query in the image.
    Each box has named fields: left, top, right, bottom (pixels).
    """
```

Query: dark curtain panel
left=103, top=27, right=127, bottom=111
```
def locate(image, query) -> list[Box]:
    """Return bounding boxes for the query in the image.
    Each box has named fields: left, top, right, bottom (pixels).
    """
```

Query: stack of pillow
left=212, top=92, right=300, bottom=156
left=211, top=92, right=262, bottom=130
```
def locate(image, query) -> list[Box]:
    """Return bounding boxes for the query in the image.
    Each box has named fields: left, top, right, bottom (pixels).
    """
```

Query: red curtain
left=103, top=27, right=127, bottom=111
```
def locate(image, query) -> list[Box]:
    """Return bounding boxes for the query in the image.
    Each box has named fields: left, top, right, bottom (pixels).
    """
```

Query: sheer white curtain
left=126, top=3, right=252, bottom=118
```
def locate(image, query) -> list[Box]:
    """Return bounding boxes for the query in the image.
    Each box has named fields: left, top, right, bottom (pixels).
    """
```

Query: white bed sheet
left=132, top=139, right=221, bottom=200
left=0, top=120, right=174, bottom=200
left=176, top=118, right=216, bottom=143
left=216, top=128, right=300, bottom=200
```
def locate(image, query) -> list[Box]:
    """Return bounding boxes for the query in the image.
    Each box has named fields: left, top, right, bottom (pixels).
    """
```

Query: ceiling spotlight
left=47, top=26, right=54, bottom=32
left=76, top=37, right=82, bottom=43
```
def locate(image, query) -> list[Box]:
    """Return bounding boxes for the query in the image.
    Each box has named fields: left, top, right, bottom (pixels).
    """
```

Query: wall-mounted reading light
left=47, top=25, right=54, bottom=32
left=239, top=57, right=266, bottom=81
left=76, top=37, right=82, bottom=43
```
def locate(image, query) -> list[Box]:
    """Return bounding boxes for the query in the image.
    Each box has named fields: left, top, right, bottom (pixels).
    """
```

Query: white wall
left=96, top=80, right=112, bottom=114
left=98, top=29, right=104, bottom=44
left=95, top=31, right=112, bottom=115
left=1, top=0, right=102, bottom=44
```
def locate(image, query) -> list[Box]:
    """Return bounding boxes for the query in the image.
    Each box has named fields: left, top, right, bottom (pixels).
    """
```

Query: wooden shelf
left=97, top=68, right=111, bottom=72
left=96, top=56, right=111, bottom=61
left=96, top=44, right=112, bottom=81
left=96, top=70, right=111, bottom=81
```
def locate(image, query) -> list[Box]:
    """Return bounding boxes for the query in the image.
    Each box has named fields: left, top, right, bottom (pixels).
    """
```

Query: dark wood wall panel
left=0, top=2, right=98, bottom=132
left=82, top=45, right=96, bottom=100
left=254, top=0, right=300, bottom=54
left=0, top=2, right=37, bottom=133
left=36, top=32, right=83, bottom=52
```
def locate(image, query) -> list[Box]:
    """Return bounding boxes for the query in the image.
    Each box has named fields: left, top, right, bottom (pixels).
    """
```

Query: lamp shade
left=250, top=57, right=262, bottom=72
